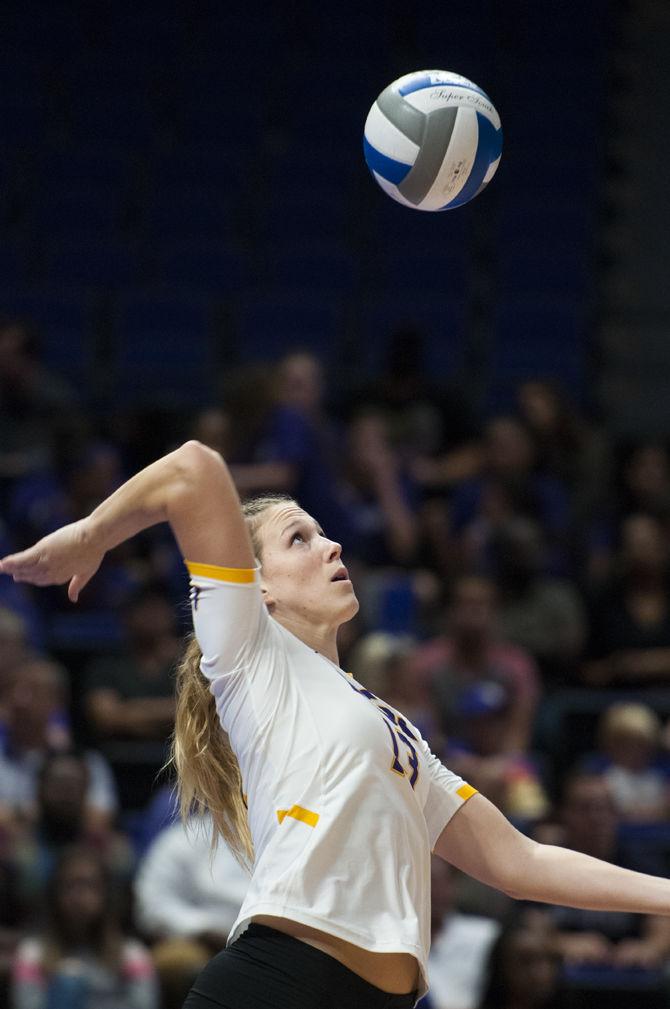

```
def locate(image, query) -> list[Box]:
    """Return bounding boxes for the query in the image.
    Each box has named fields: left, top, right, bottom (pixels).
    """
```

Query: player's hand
left=0, top=518, right=104, bottom=602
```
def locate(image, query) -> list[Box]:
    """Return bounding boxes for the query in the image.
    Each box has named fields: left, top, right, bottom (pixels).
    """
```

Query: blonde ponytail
left=169, top=493, right=297, bottom=872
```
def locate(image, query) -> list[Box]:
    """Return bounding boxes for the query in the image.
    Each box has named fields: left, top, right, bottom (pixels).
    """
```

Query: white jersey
left=187, top=561, right=477, bottom=1004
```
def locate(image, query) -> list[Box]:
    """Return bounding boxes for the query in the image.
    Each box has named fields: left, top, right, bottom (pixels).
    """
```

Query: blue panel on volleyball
left=441, top=113, right=502, bottom=210
left=363, top=137, right=412, bottom=185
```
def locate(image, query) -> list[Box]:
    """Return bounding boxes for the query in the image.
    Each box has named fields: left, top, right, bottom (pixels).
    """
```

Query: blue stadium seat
left=234, top=290, right=344, bottom=363
left=0, top=100, right=48, bottom=145
left=260, top=184, right=353, bottom=243
left=45, top=239, right=144, bottom=289
left=498, top=240, right=592, bottom=298
left=29, top=182, right=127, bottom=239
left=264, top=241, right=359, bottom=294
left=143, top=184, right=238, bottom=241
left=375, top=245, right=469, bottom=298
left=0, top=287, right=93, bottom=386
left=370, top=197, right=473, bottom=257
left=69, top=94, right=160, bottom=148
left=357, top=293, right=467, bottom=378
left=175, top=96, right=266, bottom=147
left=484, top=296, right=590, bottom=411
left=498, top=195, right=596, bottom=246
left=38, top=145, right=137, bottom=189
left=0, top=242, right=37, bottom=287
left=158, top=240, right=251, bottom=294
left=150, top=144, right=249, bottom=191
left=113, top=292, right=213, bottom=406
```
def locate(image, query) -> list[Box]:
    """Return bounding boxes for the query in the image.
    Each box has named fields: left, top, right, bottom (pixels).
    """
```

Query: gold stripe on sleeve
left=276, top=805, right=320, bottom=828
left=456, top=783, right=478, bottom=802
left=186, top=561, right=257, bottom=583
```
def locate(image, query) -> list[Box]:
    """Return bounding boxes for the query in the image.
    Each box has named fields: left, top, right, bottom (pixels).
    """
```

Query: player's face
left=258, top=505, right=359, bottom=627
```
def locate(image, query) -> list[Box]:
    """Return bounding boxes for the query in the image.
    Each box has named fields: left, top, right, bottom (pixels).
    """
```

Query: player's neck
left=274, top=613, right=340, bottom=666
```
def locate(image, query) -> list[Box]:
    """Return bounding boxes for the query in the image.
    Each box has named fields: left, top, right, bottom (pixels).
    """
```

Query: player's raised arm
left=435, top=791, right=670, bottom=916
left=0, top=440, right=254, bottom=602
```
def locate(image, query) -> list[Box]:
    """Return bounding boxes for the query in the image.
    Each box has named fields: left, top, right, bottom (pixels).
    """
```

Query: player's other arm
left=0, top=441, right=255, bottom=599
left=435, top=792, right=670, bottom=915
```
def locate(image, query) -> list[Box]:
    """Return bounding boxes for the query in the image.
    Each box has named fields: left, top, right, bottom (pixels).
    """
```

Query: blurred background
left=2, top=0, right=670, bottom=1007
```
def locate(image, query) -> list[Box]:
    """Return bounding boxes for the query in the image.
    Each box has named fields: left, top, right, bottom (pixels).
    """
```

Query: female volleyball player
left=3, top=440, right=670, bottom=1009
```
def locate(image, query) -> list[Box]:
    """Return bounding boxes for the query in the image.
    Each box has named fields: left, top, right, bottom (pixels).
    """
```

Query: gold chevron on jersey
left=276, top=805, right=320, bottom=828
left=186, top=560, right=257, bottom=583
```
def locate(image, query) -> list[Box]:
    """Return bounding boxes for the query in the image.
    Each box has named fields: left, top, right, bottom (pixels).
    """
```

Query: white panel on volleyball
left=372, top=172, right=420, bottom=210
left=483, top=155, right=502, bottom=185
left=404, top=85, right=501, bottom=131
left=364, top=102, right=420, bottom=164
left=419, top=107, right=478, bottom=212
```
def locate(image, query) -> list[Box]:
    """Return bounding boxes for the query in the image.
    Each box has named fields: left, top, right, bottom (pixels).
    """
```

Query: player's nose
left=325, top=539, right=342, bottom=563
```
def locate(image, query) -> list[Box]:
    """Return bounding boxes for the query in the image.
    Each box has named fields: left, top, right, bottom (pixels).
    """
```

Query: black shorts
left=182, top=923, right=419, bottom=1009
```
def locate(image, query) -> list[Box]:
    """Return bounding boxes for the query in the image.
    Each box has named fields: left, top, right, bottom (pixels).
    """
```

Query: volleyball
left=363, top=70, right=503, bottom=212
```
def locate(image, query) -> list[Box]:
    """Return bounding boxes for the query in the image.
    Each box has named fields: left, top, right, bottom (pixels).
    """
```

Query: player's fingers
left=0, top=548, right=41, bottom=575
left=68, top=571, right=93, bottom=603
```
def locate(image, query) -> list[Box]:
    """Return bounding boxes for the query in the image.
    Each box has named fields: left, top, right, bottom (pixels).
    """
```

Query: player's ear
left=260, top=581, right=275, bottom=612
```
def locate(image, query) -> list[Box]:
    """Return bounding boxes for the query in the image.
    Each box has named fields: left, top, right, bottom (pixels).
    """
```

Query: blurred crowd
left=2, top=314, right=670, bottom=1008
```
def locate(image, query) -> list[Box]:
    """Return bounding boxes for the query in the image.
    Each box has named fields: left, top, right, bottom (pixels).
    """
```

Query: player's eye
left=290, top=531, right=305, bottom=544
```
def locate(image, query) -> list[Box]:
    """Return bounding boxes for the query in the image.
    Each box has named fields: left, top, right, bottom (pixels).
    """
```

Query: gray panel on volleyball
left=397, top=107, right=458, bottom=205
left=376, top=85, right=425, bottom=146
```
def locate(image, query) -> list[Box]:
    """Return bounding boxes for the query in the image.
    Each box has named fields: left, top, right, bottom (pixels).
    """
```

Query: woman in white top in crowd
left=2, top=440, right=670, bottom=1009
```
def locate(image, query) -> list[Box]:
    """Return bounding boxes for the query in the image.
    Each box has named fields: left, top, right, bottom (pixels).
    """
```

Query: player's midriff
left=250, top=914, right=419, bottom=994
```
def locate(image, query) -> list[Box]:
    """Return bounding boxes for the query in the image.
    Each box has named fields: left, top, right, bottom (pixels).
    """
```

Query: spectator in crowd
left=0, top=527, right=44, bottom=651
left=583, top=513, right=670, bottom=688
left=0, top=607, right=29, bottom=699
left=349, top=632, right=439, bottom=744
left=8, top=440, right=139, bottom=613
left=0, top=658, right=117, bottom=833
left=360, top=327, right=482, bottom=487
left=151, top=938, right=209, bottom=1009
left=83, top=586, right=179, bottom=809
left=412, top=575, right=541, bottom=756
left=10, top=751, right=134, bottom=922
left=134, top=812, right=249, bottom=951
left=84, top=587, right=178, bottom=745
left=621, top=443, right=670, bottom=524
left=340, top=408, right=419, bottom=566
left=423, top=856, right=499, bottom=1009
left=516, top=379, right=612, bottom=521
left=534, top=771, right=670, bottom=968
left=450, top=416, right=571, bottom=575
left=490, top=517, right=587, bottom=679
left=10, top=845, right=158, bottom=1009
left=190, top=406, right=233, bottom=461
left=477, top=918, right=565, bottom=1009
left=441, top=678, right=549, bottom=822
left=584, top=443, right=670, bottom=588
left=582, top=703, right=670, bottom=823
left=226, top=351, right=354, bottom=549
left=0, top=318, right=83, bottom=498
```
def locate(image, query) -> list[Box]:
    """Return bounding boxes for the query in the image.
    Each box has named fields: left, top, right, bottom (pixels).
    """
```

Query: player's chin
left=339, top=592, right=360, bottom=622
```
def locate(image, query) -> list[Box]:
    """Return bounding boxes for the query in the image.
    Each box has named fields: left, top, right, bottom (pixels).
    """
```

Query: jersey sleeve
left=416, top=733, right=478, bottom=850
left=185, top=560, right=270, bottom=680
